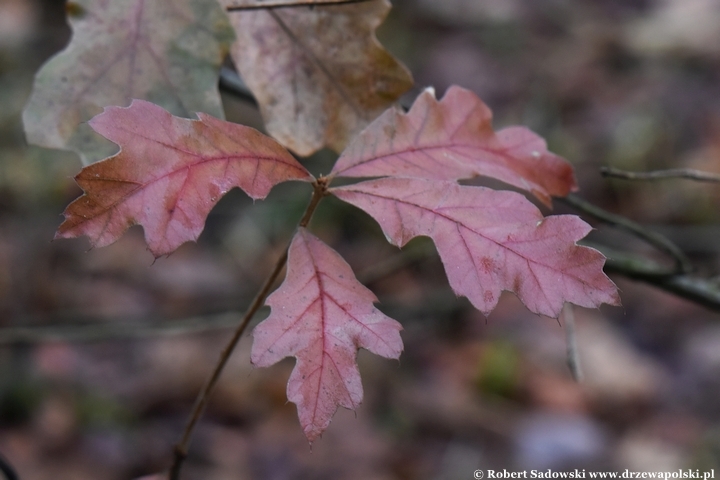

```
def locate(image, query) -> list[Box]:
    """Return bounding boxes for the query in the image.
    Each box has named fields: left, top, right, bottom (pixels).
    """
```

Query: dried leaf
left=332, top=178, right=619, bottom=318
left=222, top=0, right=413, bottom=156
left=23, top=0, right=234, bottom=164
left=56, top=100, right=312, bottom=257
left=252, top=228, right=403, bottom=441
left=331, top=86, right=576, bottom=206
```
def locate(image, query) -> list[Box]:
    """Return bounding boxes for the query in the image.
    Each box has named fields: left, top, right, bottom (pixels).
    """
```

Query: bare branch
left=601, top=166, right=720, bottom=183
left=561, top=194, right=693, bottom=275
left=590, top=243, right=720, bottom=313
left=0, top=311, right=246, bottom=346
left=563, top=304, right=583, bottom=382
left=219, top=66, right=256, bottom=105
left=226, top=0, right=373, bottom=11
left=0, top=453, right=18, bottom=480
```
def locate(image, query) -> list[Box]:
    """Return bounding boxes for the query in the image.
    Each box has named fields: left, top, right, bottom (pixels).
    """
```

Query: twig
left=0, top=311, right=258, bottom=346
left=168, top=179, right=327, bottom=480
left=357, top=243, right=433, bottom=286
left=0, top=453, right=17, bottom=480
left=562, top=304, right=582, bottom=382
left=226, top=0, right=373, bottom=11
left=601, top=166, right=720, bottom=183
left=218, top=67, right=256, bottom=106
left=587, top=242, right=720, bottom=313
left=560, top=194, right=693, bottom=275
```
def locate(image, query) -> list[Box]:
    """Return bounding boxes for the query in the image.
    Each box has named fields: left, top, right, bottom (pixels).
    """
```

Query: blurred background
left=2, top=0, right=720, bottom=478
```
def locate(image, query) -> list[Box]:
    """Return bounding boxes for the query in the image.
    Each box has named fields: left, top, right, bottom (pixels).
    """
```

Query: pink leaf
left=252, top=228, right=403, bottom=441
left=56, top=100, right=313, bottom=257
left=332, top=178, right=620, bottom=318
left=331, top=86, right=577, bottom=206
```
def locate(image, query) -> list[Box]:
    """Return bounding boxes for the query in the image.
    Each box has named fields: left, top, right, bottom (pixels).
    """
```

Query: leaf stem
left=168, top=179, right=328, bottom=480
left=226, top=0, right=373, bottom=11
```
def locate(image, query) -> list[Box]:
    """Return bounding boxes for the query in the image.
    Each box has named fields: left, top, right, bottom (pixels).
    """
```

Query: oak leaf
left=56, top=100, right=313, bottom=257
left=222, top=0, right=413, bottom=156
left=23, top=0, right=234, bottom=164
left=332, top=178, right=620, bottom=318
left=252, top=228, right=403, bottom=441
left=331, top=86, right=576, bottom=206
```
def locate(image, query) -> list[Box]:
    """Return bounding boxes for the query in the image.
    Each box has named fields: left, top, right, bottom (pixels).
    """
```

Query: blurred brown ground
left=2, top=0, right=720, bottom=478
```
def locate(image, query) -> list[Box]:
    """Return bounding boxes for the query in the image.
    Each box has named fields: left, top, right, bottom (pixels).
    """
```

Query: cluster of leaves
left=24, top=0, right=619, bottom=442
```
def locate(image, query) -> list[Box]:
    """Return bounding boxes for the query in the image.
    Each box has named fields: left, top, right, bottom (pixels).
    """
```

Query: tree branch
left=560, top=194, right=693, bottom=274
left=219, top=67, right=256, bottom=106
left=563, top=304, right=582, bottom=382
left=0, top=453, right=17, bottom=480
left=589, top=243, right=720, bottom=313
left=226, top=0, right=373, bottom=11
left=601, top=166, right=720, bottom=183
left=0, top=311, right=248, bottom=346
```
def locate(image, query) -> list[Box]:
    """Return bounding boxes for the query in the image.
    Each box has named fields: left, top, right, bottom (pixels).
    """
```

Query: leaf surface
left=23, top=0, right=234, bottom=164
left=252, top=228, right=403, bottom=441
left=222, top=0, right=413, bottom=156
left=331, top=86, right=576, bottom=206
left=56, top=100, right=313, bottom=257
left=332, top=178, right=619, bottom=318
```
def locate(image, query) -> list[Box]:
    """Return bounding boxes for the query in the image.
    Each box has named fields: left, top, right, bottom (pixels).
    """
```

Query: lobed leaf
left=221, top=0, right=413, bottom=156
left=332, top=178, right=620, bottom=318
left=23, top=0, right=235, bottom=164
left=56, top=100, right=313, bottom=257
left=252, top=228, right=403, bottom=441
left=331, top=86, right=576, bottom=206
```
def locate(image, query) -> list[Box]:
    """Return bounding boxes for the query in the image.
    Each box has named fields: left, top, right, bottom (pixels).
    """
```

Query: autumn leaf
left=331, top=86, right=576, bottom=206
left=252, top=228, right=403, bottom=441
left=332, top=178, right=620, bottom=318
left=23, top=0, right=234, bottom=164
left=56, top=100, right=313, bottom=257
left=221, top=0, right=413, bottom=156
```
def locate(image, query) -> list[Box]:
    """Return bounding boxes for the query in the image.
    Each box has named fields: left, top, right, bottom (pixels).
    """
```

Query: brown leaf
left=222, top=0, right=413, bottom=156
left=22, top=0, right=235, bottom=164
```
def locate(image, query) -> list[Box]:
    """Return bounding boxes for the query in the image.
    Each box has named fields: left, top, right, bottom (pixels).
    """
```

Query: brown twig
left=560, top=194, right=693, bottom=275
left=226, top=0, right=373, bottom=11
left=0, top=311, right=247, bottom=345
left=219, top=67, right=256, bottom=106
left=562, top=304, right=582, bottom=382
left=601, top=166, right=720, bottom=183
left=0, top=452, right=17, bottom=480
left=168, top=179, right=328, bottom=480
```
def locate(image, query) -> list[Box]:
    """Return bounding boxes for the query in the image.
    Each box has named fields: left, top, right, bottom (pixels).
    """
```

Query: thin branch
left=588, top=242, right=720, bottom=313
left=0, top=311, right=247, bottom=346
left=601, top=166, right=720, bottom=183
left=560, top=194, right=693, bottom=275
left=562, top=304, right=582, bottom=382
left=219, top=67, right=256, bottom=106
left=357, top=244, right=433, bottom=286
left=226, top=0, right=373, bottom=11
left=168, top=179, right=327, bottom=480
left=0, top=453, right=18, bottom=480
